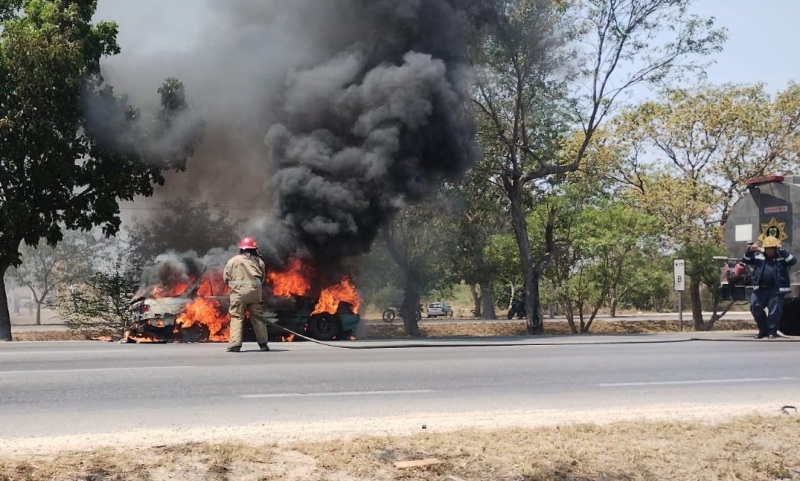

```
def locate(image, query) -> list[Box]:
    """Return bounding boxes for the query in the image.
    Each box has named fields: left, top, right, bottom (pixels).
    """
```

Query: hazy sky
left=95, top=0, right=800, bottom=93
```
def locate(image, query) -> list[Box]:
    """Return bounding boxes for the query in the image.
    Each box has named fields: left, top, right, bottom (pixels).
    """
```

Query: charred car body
left=718, top=175, right=800, bottom=335
left=126, top=269, right=360, bottom=343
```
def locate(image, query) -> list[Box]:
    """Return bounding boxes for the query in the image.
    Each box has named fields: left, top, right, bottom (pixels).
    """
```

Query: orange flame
left=267, top=258, right=312, bottom=298
left=152, top=279, right=193, bottom=299
left=281, top=334, right=296, bottom=342
left=312, top=277, right=360, bottom=315
left=197, top=269, right=230, bottom=296
left=175, top=297, right=230, bottom=342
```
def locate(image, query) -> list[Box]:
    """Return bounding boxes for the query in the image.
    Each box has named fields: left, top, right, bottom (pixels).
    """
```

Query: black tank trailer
left=717, top=175, right=800, bottom=335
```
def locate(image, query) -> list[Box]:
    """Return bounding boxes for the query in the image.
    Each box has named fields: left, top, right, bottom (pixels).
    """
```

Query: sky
left=94, top=0, right=800, bottom=93
left=691, top=0, right=800, bottom=90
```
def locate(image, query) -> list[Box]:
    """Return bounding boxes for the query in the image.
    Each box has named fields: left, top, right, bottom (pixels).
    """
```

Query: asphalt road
left=0, top=334, right=797, bottom=441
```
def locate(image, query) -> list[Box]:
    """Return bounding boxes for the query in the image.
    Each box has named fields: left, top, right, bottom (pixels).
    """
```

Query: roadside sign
left=673, top=259, right=685, bottom=291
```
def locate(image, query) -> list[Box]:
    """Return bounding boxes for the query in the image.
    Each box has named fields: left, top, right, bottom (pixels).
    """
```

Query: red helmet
left=238, top=237, right=258, bottom=250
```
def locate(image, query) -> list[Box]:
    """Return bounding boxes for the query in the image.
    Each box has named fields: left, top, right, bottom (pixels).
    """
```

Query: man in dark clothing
left=741, top=236, right=797, bottom=339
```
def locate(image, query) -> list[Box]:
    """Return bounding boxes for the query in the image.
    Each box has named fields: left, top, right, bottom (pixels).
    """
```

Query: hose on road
left=252, top=314, right=799, bottom=349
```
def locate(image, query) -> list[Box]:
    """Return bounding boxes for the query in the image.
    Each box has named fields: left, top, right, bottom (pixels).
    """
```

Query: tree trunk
left=480, top=282, right=496, bottom=320
left=527, top=272, right=544, bottom=334
left=609, top=287, right=617, bottom=318
left=0, top=265, right=12, bottom=341
left=471, top=284, right=482, bottom=318
left=382, top=224, right=421, bottom=337
left=401, top=286, right=421, bottom=337
left=689, top=279, right=708, bottom=331
left=507, top=183, right=542, bottom=334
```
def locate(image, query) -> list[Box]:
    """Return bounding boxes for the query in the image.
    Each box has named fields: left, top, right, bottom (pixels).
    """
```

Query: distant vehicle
left=427, top=301, right=453, bottom=318
left=382, top=303, right=422, bottom=322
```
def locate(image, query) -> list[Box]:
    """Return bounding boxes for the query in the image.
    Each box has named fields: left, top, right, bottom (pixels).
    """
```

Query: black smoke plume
left=259, top=0, right=483, bottom=268
left=100, top=0, right=489, bottom=282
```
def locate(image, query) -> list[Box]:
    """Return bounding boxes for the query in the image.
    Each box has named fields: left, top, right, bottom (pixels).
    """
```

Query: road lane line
left=0, top=350, right=140, bottom=355
left=599, top=377, right=796, bottom=387
left=241, top=389, right=434, bottom=399
left=0, top=366, right=198, bottom=375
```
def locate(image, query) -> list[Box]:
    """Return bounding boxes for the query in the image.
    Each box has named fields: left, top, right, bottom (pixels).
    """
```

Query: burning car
left=125, top=259, right=361, bottom=343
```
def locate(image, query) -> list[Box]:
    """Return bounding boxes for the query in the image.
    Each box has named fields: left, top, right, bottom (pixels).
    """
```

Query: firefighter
left=223, top=237, right=270, bottom=352
left=742, top=236, right=797, bottom=339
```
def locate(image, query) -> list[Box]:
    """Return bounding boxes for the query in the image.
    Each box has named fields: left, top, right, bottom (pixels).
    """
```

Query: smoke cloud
left=101, top=0, right=485, bottom=278
left=137, top=248, right=237, bottom=292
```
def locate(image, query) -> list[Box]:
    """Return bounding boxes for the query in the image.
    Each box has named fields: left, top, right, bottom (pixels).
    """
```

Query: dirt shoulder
left=1, top=405, right=798, bottom=480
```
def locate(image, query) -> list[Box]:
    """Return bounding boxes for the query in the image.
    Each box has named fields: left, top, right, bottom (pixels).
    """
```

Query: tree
left=445, top=170, right=510, bottom=319
left=383, top=199, right=459, bottom=336
left=8, top=230, right=99, bottom=325
left=472, top=0, right=725, bottom=334
left=126, top=198, right=245, bottom=271
left=0, top=1, right=202, bottom=341
left=548, top=201, right=661, bottom=333
left=54, top=255, right=138, bottom=339
left=613, top=83, right=800, bottom=329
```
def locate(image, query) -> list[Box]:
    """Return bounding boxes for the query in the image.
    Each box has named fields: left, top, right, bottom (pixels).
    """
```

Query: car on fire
left=125, top=269, right=360, bottom=343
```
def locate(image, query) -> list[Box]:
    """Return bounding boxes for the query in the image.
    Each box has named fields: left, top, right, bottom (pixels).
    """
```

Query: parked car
left=427, top=301, right=453, bottom=318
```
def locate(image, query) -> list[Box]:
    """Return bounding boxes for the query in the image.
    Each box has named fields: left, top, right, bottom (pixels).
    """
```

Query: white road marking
left=0, top=350, right=140, bottom=355
left=599, top=377, right=796, bottom=387
left=0, top=366, right=198, bottom=375
left=241, top=389, right=434, bottom=399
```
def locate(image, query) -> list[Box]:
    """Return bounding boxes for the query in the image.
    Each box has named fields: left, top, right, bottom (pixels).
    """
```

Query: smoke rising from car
left=137, top=248, right=236, bottom=292
left=101, top=0, right=486, bottom=274
left=259, top=0, right=483, bottom=265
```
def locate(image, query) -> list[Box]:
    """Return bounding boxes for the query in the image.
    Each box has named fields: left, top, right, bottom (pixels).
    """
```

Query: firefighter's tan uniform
left=223, top=252, right=269, bottom=350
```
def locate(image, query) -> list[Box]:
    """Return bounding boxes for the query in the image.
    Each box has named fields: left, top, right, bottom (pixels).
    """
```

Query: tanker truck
left=718, top=175, right=800, bottom=335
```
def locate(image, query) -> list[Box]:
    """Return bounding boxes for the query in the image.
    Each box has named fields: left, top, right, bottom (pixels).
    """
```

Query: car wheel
left=307, top=313, right=341, bottom=341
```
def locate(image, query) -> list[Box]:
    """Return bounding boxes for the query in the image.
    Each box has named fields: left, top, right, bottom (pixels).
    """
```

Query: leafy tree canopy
left=0, top=0, right=203, bottom=340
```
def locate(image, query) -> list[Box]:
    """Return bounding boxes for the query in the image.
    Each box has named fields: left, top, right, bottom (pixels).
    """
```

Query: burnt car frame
left=126, top=273, right=360, bottom=342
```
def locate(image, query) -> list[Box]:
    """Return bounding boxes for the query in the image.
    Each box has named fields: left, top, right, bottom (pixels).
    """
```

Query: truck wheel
left=307, top=313, right=341, bottom=341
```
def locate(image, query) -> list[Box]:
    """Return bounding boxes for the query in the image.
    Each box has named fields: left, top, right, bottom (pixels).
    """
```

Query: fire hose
left=248, top=314, right=800, bottom=349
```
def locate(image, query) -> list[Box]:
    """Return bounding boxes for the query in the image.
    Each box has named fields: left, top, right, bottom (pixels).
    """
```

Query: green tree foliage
left=0, top=1, right=203, bottom=341
left=444, top=170, right=510, bottom=319
left=126, top=198, right=245, bottom=272
left=485, top=233, right=524, bottom=311
left=471, top=0, right=725, bottom=334
left=7, top=230, right=99, bottom=325
left=54, top=259, right=138, bottom=339
left=548, top=200, right=662, bottom=333
left=613, top=83, right=800, bottom=329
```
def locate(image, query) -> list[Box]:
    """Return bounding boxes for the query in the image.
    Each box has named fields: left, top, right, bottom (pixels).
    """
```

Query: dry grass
left=364, top=318, right=757, bottom=339
left=1, top=415, right=798, bottom=480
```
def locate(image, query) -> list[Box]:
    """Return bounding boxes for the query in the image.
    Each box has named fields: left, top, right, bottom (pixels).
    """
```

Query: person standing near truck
left=223, top=237, right=270, bottom=352
left=742, top=236, right=797, bottom=339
